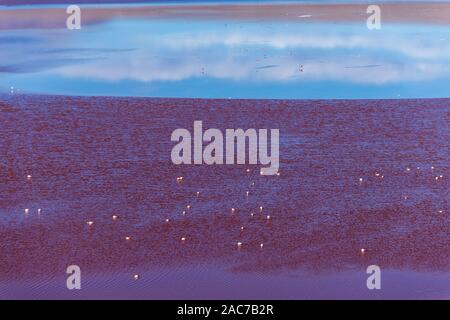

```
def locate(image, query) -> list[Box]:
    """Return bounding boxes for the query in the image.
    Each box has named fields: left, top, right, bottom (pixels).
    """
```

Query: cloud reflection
left=1, top=19, right=450, bottom=97
left=52, top=22, right=450, bottom=85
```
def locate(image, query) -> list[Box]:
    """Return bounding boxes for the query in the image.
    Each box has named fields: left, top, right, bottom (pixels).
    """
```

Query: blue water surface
left=1, top=2, right=450, bottom=98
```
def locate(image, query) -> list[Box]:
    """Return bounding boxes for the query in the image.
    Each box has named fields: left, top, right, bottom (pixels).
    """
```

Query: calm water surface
left=1, top=4, right=450, bottom=98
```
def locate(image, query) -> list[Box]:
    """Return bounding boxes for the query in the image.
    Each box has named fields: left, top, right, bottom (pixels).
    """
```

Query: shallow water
left=0, top=95, right=448, bottom=299
left=2, top=265, right=449, bottom=300
left=0, top=1, right=449, bottom=299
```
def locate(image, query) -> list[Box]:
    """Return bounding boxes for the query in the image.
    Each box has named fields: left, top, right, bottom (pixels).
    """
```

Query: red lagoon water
left=0, top=95, right=448, bottom=299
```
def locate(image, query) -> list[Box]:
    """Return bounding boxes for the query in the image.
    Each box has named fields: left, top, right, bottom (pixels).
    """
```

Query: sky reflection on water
left=1, top=8, right=450, bottom=98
